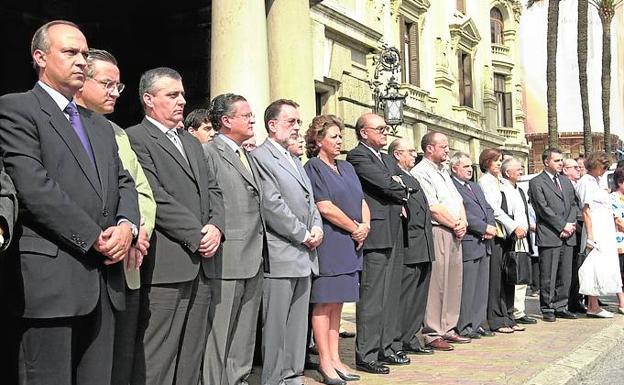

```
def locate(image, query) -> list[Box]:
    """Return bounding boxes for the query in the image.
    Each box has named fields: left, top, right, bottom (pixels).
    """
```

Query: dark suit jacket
left=452, top=178, right=496, bottom=261
left=346, top=144, right=407, bottom=250
left=398, top=169, right=434, bottom=264
left=126, top=117, right=225, bottom=285
left=0, top=84, right=139, bottom=318
left=0, top=161, right=17, bottom=251
left=528, top=171, right=578, bottom=247
left=202, top=135, right=266, bottom=279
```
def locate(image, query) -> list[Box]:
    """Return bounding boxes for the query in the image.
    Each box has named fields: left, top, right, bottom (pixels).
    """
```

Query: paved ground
left=248, top=294, right=624, bottom=385
left=569, top=329, right=624, bottom=385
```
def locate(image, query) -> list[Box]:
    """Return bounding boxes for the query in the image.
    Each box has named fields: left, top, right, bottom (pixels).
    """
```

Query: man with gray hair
left=450, top=152, right=497, bottom=339
left=500, top=157, right=537, bottom=325
left=126, top=67, right=225, bottom=385
left=411, top=132, right=468, bottom=351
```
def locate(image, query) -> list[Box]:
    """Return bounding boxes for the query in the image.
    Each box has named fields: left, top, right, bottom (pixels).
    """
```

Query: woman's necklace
left=320, top=156, right=339, bottom=173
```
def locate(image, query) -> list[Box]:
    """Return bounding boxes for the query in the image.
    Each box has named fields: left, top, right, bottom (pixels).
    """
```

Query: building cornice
left=311, top=2, right=383, bottom=50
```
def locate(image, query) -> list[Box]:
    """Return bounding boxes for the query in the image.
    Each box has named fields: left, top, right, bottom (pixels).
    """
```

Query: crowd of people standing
left=0, top=20, right=623, bottom=385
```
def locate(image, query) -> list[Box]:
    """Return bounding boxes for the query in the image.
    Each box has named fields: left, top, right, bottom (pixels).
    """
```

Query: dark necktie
left=64, top=102, right=95, bottom=166
left=553, top=174, right=562, bottom=192
left=465, top=182, right=477, bottom=200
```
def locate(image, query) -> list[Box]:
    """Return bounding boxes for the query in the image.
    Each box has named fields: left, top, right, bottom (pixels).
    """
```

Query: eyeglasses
left=564, top=165, right=580, bottom=170
left=365, top=126, right=389, bottom=134
left=278, top=118, right=303, bottom=128
left=232, top=112, right=254, bottom=121
left=91, top=78, right=125, bottom=94
left=395, top=149, right=417, bottom=155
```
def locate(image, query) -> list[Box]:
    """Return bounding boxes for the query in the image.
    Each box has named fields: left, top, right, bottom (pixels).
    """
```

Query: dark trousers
left=539, top=244, right=573, bottom=313
left=111, top=287, right=140, bottom=385
left=132, top=273, right=211, bottom=385
left=458, top=255, right=490, bottom=335
left=19, top=277, right=115, bottom=385
left=392, top=262, right=431, bottom=350
left=487, top=238, right=515, bottom=330
left=355, top=247, right=398, bottom=363
left=530, top=257, right=540, bottom=292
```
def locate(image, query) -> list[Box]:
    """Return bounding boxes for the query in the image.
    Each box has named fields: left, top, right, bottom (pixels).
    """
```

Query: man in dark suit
left=251, top=99, right=323, bottom=385
left=0, top=20, right=139, bottom=385
left=388, top=138, right=435, bottom=356
left=528, top=148, right=578, bottom=322
left=450, top=152, right=497, bottom=338
left=126, top=67, right=224, bottom=385
left=0, top=162, right=16, bottom=251
left=346, top=113, right=409, bottom=374
left=201, top=93, right=265, bottom=385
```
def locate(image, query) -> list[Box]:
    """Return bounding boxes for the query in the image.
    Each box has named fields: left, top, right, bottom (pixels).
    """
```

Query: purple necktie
left=65, top=102, right=95, bottom=166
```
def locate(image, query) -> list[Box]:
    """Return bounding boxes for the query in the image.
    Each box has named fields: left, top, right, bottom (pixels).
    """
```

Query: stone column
left=266, top=0, right=316, bottom=127
left=211, top=0, right=270, bottom=141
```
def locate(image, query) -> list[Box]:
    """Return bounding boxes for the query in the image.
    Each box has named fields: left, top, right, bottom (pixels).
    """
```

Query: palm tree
left=528, top=0, right=561, bottom=148
left=590, top=0, right=623, bottom=154
left=578, top=0, right=592, bottom=155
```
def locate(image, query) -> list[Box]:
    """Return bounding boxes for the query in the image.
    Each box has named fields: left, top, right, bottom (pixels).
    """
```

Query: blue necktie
left=65, top=102, right=95, bottom=166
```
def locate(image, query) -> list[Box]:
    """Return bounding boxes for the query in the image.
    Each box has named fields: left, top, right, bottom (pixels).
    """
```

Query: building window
left=490, top=8, right=504, bottom=44
left=399, top=16, right=420, bottom=86
left=457, top=0, right=466, bottom=14
left=457, top=50, right=473, bottom=108
left=494, top=74, right=512, bottom=127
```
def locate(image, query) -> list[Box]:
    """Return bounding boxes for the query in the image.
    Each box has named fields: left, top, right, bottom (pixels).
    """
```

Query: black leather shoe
left=476, top=327, right=495, bottom=337
left=394, top=350, right=408, bottom=359
left=515, top=316, right=538, bottom=324
left=335, top=368, right=360, bottom=381
left=554, top=310, right=578, bottom=319
left=339, top=331, right=356, bottom=338
left=318, top=368, right=346, bottom=385
left=402, top=345, right=434, bottom=355
left=542, top=313, right=556, bottom=322
left=378, top=353, right=410, bottom=365
left=355, top=361, right=390, bottom=374
left=569, top=302, right=588, bottom=314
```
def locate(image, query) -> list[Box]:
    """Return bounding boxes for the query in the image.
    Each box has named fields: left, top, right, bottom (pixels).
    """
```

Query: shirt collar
left=267, top=138, right=291, bottom=157
left=452, top=175, right=466, bottom=185
left=544, top=169, right=557, bottom=180
left=359, top=141, right=382, bottom=158
left=146, top=116, right=178, bottom=136
left=422, top=157, right=445, bottom=171
left=218, top=133, right=240, bottom=153
left=38, top=81, right=71, bottom=113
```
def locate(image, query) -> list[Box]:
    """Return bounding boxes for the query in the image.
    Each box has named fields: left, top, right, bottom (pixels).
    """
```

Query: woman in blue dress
left=304, top=115, right=370, bottom=384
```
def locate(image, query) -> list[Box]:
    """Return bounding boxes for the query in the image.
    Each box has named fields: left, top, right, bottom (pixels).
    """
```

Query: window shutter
left=400, top=16, right=407, bottom=84
left=409, top=23, right=420, bottom=86
left=504, top=92, right=513, bottom=127
left=458, top=51, right=465, bottom=105
left=463, top=53, right=473, bottom=107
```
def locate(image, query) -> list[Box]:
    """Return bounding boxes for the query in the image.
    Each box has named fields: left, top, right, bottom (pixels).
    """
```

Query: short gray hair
left=85, top=49, right=118, bottom=78
left=138, top=67, right=182, bottom=110
left=501, top=157, right=521, bottom=178
left=449, top=151, right=471, bottom=169
left=31, top=20, right=80, bottom=70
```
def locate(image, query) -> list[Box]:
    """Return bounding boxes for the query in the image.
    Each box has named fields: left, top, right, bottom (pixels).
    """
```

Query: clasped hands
left=351, top=220, right=370, bottom=250
left=453, top=219, right=467, bottom=239
left=94, top=222, right=135, bottom=266
left=482, top=224, right=497, bottom=240
left=199, top=224, right=222, bottom=258
left=559, top=222, right=576, bottom=239
left=304, top=227, right=324, bottom=250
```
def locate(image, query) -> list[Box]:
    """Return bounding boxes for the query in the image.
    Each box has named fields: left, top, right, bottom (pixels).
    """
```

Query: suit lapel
left=80, top=109, right=107, bottom=202
left=34, top=86, right=102, bottom=199
left=266, top=141, right=309, bottom=192
left=541, top=172, right=563, bottom=199
left=215, top=136, right=258, bottom=189
left=143, top=118, right=195, bottom=181
left=180, top=132, right=201, bottom=185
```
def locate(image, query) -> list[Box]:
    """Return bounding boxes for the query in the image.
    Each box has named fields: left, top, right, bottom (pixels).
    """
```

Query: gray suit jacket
left=202, top=135, right=266, bottom=279
left=127, top=118, right=225, bottom=285
left=251, top=140, right=321, bottom=278
left=528, top=171, right=578, bottom=247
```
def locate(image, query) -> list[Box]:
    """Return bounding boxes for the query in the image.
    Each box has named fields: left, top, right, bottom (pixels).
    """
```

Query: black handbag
left=503, top=238, right=532, bottom=285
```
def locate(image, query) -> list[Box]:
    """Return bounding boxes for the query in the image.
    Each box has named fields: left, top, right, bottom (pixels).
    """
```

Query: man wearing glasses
left=251, top=99, right=323, bottom=385
left=74, top=48, right=156, bottom=385
left=562, top=158, right=586, bottom=314
left=346, top=113, right=409, bottom=374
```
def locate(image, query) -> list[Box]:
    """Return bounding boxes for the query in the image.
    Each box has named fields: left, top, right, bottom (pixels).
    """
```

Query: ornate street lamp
left=370, top=44, right=407, bottom=135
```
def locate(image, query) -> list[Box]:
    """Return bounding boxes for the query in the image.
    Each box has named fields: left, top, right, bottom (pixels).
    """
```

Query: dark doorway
left=0, top=0, right=211, bottom=127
